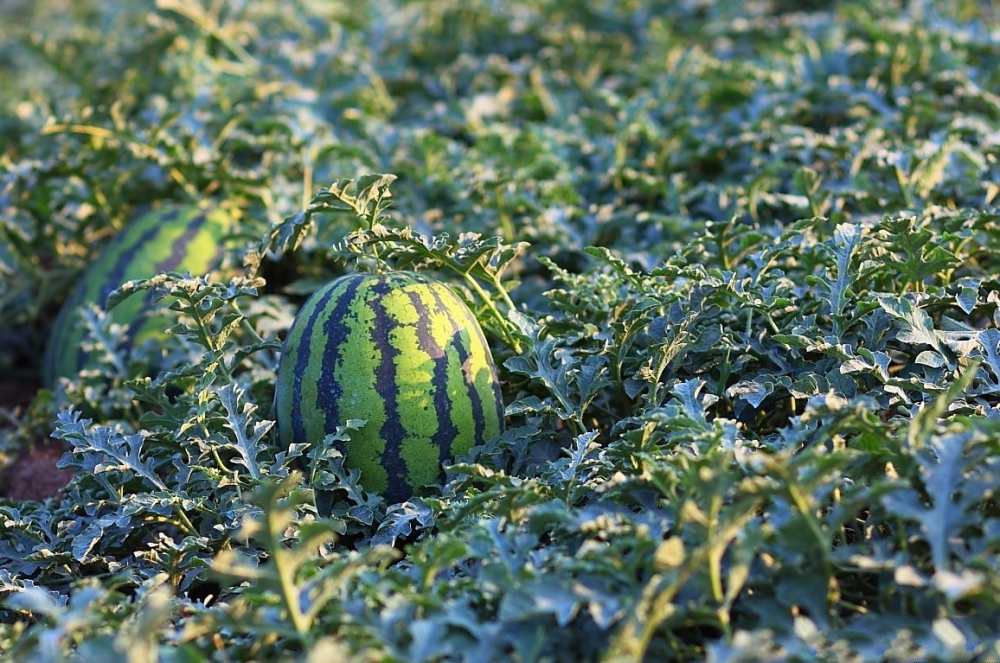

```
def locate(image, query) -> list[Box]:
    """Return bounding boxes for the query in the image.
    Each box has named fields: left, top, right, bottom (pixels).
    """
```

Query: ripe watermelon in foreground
left=274, top=271, right=505, bottom=503
left=43, top=204, right=235, bottom=386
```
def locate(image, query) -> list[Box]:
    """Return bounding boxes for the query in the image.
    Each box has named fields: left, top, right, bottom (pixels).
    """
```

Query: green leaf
left=816, top=222, right=862, bottom=321
left=498, top=578, right=582, bottom=626
left=504, top=335, right=577, bottom=421
left=371, top=500, right=434, bottom=547
left=53, top=409, right=167, bottom=492
left=873, top=216, right=960, bottom=289
left=216, top=383, right=272, bottom=481
left=212, top=474, right=397, bottom=644
left=882, top=431, right=978, bottom=571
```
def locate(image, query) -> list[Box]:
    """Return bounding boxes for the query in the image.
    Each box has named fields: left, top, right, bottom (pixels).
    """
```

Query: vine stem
left=707, top=493, right=725, bottom=603
left=268, top=504, right=310, bottom=640
left=232, top=301, right=267, bottom=345
left=462, top=272, right=522, bottom=353
left=171, top=508, right=199, bottom=537
left=786, top=480, right=830, bottom=561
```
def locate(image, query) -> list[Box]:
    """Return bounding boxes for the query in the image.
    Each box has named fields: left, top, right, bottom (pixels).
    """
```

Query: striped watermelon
left=274, top=271, right=505, bottom=503
left=43, top=204, right=236, bottom=385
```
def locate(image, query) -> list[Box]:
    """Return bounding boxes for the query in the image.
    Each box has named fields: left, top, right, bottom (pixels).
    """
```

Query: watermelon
left=274, top=271, right=505, bottom=503
left=43, top=204, right=236, bottom=385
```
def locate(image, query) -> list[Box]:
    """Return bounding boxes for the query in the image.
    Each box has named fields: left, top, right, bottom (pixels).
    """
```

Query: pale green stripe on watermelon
left=325, top=277, right=391, bottom=492
left=383, top=287, right=441, bottom=491
left=384, top=282, right=456, bottom=486
left=43, top=204, right=234, bottom=385
left=399, top=281, right=501, bottom=476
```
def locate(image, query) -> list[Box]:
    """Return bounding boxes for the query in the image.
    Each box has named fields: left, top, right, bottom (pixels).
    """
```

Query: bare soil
left=1, top=439, right=73, bottom=501
left=0, top=378, right=74, bottom=501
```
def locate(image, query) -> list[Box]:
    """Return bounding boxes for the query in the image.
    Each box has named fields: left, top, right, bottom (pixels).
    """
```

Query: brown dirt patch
left=1, top=439, right=74, bottom=501
left=0, top=376, right=74, bottom=501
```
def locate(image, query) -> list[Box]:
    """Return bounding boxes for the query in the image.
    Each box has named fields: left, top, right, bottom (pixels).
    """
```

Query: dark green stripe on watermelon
left=43, top=204, right=235, bottom=385
left=275, top=271, right=505, bottom=503
left=289, top=274, right=365, bottom=452
left=369, top=278, right=409, bottom=493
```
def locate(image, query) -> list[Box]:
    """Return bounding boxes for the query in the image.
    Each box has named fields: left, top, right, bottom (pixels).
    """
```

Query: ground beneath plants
left=0, top=379, right=73, bottom=502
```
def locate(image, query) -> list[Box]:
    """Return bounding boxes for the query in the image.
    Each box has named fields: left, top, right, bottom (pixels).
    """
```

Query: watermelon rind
left=275, top=271, right=505, bottom=503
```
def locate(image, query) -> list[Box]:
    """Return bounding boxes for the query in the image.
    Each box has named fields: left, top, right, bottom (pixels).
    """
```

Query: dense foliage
left=2, top=0, right=999, bottom=660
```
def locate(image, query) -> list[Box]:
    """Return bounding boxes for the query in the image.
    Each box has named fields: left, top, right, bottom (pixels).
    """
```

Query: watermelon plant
left=274, top=270, right=504, bottom=503
left=42, top=205, right=236, bottom=385
left=1, top=1, right=1000, bottom=661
